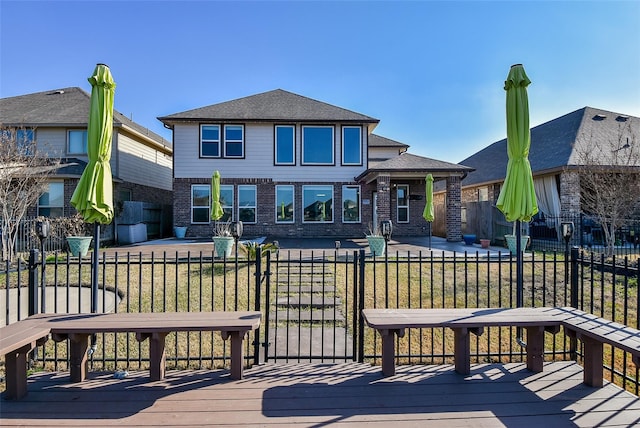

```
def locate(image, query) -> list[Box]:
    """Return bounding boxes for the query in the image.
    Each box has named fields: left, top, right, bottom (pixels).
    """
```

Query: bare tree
left=0, top=126, right=61, bottom=262
left=572, top=119, right=640, bottom=256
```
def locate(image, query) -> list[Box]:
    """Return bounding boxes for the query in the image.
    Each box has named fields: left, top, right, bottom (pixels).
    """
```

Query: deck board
left=2, top=362, right=639, bottom=427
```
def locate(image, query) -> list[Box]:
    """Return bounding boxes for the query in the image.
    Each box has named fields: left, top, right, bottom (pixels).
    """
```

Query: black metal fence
left=1, top=247, right=638, bottom=395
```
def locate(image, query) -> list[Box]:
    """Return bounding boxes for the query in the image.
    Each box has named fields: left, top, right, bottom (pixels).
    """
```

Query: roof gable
left=459, top=107, right=639, bottom=187
left=158, top=89, right=380, bottom=124
left=0, top=87, right=170, bottom=147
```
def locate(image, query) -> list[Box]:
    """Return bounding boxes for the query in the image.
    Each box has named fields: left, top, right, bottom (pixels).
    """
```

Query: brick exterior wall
left=560, top=171, right=581, bottom=214
left=446, top=176, right=462, bottom=242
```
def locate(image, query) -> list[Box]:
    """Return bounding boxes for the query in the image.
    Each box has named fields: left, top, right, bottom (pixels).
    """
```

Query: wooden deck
left=2, top=362, right=639, bottom=427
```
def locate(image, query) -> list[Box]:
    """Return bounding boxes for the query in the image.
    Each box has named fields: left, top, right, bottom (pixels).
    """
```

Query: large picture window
left=68, top=130, right=88, bottom=154
left=276, top=185, right=294, bottom=223
left=275, top=125, right=295, bottom=165
left=342, top=126, right=362, bottom=165
left=302, top=126, right=334, bottom=165
left=397, top=184, right=409, bottom=223
left=342, top=185, right=361, bottom=223
left=238, top=185, right=257, bottom=223
left=303, top=185, right=333, bottom=222
left=200, top=125, right=220, bottom=157
left=191, top=184, right=210, bottom=223
left=224, top=125, right=244, bottom=157
left=38, top=182, right=64, bottom=217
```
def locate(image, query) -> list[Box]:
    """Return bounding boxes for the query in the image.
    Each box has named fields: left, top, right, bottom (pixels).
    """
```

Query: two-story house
left=159, top=89, right=472, bottom=241
left=0, top=87, right=173, bottom=237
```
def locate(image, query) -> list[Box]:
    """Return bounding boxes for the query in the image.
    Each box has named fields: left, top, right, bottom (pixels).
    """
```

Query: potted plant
left=173, top=225, right=187, bottom=239
left=366, top=223, right=386, bottom=257
left=212, top=222, right=234, bottom=257
left=61, top=213, right=93, bottom=258
left=504, top=223, right=530, bottom=254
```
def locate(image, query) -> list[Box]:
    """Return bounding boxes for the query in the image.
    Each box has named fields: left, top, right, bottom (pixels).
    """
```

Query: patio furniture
left=1, top=311, right=261, bottom=400
left=362, top=306, right=640, bottom=387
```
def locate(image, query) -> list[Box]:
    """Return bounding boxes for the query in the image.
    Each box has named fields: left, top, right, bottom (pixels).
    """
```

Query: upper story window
left=68, top=129, right=88, bottom=154
left=200, top=125, right=220, bottom=157
left=302, top=126, right=334, bottom=165
left=38, top=181, right=64, bottom=217
left=238, top=185, right=256, bottom=223
left=342, top=126, right=362, bottom=165
left=397, top=184, right=409, bottom=223
left=276, top=185, right=294, bottom=223
left=275, top=125, right=295, bottom=165
left=224, top=125, right=244, bottom=158
left=200, top=124, right=244, bottom=158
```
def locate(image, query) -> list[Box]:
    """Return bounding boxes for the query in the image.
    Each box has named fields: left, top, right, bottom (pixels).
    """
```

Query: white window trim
left=191, top=184, right=211, bottom=224
left=238, top=184, right=257, bottom=224
left=397, top=184, right=409, bottom=223
left=301, top=125, right=334, bottom=165
left=37, top=181, right=64, bottom=217
left=275, top=185, right=295, bottom=223
left=200, top=124, right=221, bottom=158
left=224, top=124, right=245, bottom=158
left=275, top=125, right=296, bottom=165
left=342, top=185, right=361, bottom=223
left=302, top=185, right=334, bottom=223
left=341, top=126, right=362, bottom=165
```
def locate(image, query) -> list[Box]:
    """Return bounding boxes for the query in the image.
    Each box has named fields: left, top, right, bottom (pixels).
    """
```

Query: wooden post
left=582, top=336, right=604, bottom=387
left=222, top=330, right=247, bottom=380
left=68, top=333, right=90, bottom=382
left=526, top=326, right=545, bottom=372
left=4, top=344, right=33, bottom=400
left=149, top=332, right=167, bottom=381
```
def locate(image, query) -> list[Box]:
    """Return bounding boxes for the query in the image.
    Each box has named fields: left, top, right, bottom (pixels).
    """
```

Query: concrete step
left=276, top=284, right=337, bottom=294
left=275, top=296, right=341, bottom=308
left=270, top=309, right=346, bottom=323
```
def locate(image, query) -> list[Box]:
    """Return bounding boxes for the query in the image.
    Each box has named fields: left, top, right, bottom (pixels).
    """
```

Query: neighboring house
left=0, top=87, right=173, bottom=238
left=449, top=106, right=640, bottom=243
left=159, top=89, right=472, bottom=240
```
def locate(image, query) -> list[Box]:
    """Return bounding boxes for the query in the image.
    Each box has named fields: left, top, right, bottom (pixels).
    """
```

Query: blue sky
left=1, top=0, right=639, bottom=163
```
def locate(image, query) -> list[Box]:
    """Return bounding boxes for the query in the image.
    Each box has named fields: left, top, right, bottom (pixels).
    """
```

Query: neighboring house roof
left=158, top=89, right=380, bottom=127
left=459, top=107, right=639, bottom=188
left=0, top=87, right=172, bottom=152
left=356, top=152, right=474, bottom=183
left=368, top=134, right=409, bottom=149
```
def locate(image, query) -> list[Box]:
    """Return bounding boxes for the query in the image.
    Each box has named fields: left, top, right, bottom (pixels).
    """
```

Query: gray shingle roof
left=368, top=134, right=409, bottom=148
left=158, top=89, right=380, bottom=124
left=459, top=107, right=640, bottom=187
left=0, top=87, right=171, bottom=147
left=355, top=152, right=473, bottom=182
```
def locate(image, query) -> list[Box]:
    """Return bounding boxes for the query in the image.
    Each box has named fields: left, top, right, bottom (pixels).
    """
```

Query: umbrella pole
left=515, top=220, right=527, bottom=347
left=89, top=223, right=100, bottom=360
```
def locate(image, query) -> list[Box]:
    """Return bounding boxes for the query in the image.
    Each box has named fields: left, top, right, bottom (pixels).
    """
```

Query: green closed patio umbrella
left=70, top=63, right=116, bottom=315
left=496, top=64, right=538, bottom=313
left=211, top=170, right=224, bottom=221
left=423, top=174, right=434, bottom=248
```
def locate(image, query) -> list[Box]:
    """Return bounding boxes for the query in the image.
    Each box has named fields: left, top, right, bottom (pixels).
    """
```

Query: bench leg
left=221, top=330, right=250, bottom=380
left=379, top=329, right=404, bottom=377
left=453, top=328, right=472, bottom=375
left=526, top=326, right=545, bottom=372
left=4, top=344, right=32, bottom=400
left=582, top=336, right=604, bottom=387
left=149, top=332, right=167, bottom=381
left=68, top=333, right=90, bottom=383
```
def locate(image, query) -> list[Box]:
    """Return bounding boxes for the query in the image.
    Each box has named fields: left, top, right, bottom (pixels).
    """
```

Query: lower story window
left=276, top=185, right=294, bottom=223
left=38, top=182, right=64, bottom=217
left=238, top=185, right=256, bottom=223
left=397, top=184, right=409, bottom=223
left=191, top=184, right=210, bottom=224
left=303, top=185, right=333, bottom=222
left=220, top=185, right=234, bottom=222
left=342, top=185, right=360, bottom=223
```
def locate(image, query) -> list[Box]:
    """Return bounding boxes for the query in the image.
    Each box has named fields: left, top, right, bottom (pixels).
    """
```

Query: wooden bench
left=1, top=311, right=261, bottom=400
left=0, top=318, right=51, bottom=400
left=362, top=306, right=640, bottom=387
